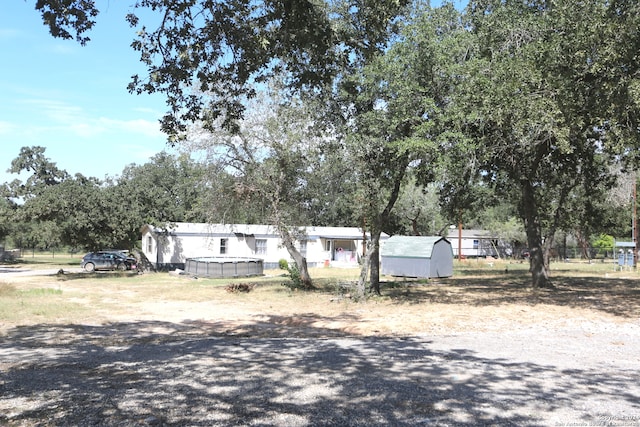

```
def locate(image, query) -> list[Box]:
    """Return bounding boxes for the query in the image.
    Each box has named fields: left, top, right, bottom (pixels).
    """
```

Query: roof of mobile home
left=142, top=223, right=388, bottom=240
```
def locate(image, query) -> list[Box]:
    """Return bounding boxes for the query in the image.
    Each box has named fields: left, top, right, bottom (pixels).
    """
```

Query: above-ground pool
left=184, top=257, right=264, bottom=278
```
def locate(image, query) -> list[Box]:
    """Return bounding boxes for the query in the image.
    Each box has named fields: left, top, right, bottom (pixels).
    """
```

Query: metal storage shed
left=381, top=236, right=454, bottom=278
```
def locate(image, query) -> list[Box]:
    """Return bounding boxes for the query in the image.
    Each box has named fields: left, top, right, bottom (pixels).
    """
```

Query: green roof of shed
left=381, top=236, right=450, bottom=258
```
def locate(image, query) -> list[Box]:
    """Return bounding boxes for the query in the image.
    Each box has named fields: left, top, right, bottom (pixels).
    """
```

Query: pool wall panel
left=185, top=257, right=263, bottom=278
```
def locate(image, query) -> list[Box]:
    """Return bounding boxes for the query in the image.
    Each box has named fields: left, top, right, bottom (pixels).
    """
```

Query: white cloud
left=15, top=98, right=163, bottom=139
left=98, top=117, right=163, bottom=138
left=132, top=106, right=163, bottom=115
left=0, top=28, right=20, bottom=39
left=49, top=44, right=75, bottom=54
left=125, top=144, right=175, bottom=164
left=0, top=120, right=17, bottom=134
left=21, top=98, right=85, bottom=123
left=68, top=123, right=101, bottom=138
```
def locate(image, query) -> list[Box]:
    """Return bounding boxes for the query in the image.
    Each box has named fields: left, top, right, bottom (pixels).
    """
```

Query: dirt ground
left=1, top=265, right=640, bottom=426
left=1, top=265, right=639, bottom=337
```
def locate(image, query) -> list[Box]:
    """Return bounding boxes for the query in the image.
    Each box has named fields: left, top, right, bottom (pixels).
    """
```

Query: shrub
left=278, top=259, right=289, bottom=270
left=592, top=234, right=615, bottom=258
left=281, top=263, right=307, bottom=291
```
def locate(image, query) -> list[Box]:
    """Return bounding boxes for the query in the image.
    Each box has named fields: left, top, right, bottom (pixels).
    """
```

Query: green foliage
left=449, top=0, right=640, bottom=287
left=115, top=152, right=208, bottom=225
left=592, top=234, right=615, bottom=256
left=2, top=147, right=208, bottom=251
left=392, top=181, right=447, bottom=236
left=337, top=4, right=468, bottom=293
left=17, top=173, right=133, bottom=250
left=33, top=0, right=98, bottom=45
left=125, top=0, right=407, bottom=139
left=0, top=197, right=14, bottom=243
left=6, top=146, right=69, bottom=199
left=278, top=259, right=289, bottom=270
left=281, top=263, right=303, bottom=290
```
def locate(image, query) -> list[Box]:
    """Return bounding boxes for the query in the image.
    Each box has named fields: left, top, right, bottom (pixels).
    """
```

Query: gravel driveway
left=1, top=318, right=639, bottom=426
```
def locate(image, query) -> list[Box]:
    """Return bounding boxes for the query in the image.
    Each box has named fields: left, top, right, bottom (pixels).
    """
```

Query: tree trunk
left=355, top=229, right=383, bottom=297
left=528, top=244, right=552, bottom=288
left=576, top=230, right=591, bottom=260
left=279, top=226, right=313, bottom=289
left=356, top=241, right=372, bottom=300
left=368, top=232, right=382, bottom=295
left=408, top=209, right=421, bottom=236
left=521, top=181, right=554, bottom=289
left=362, top=154, right=408, bottom=295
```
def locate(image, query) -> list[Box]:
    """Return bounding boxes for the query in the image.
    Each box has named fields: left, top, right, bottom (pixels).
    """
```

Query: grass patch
left=1, top=260, right=638, bottom=335
left=4, top=254, right=82, bottom=271
left=0, top=282, right=88, bottom=324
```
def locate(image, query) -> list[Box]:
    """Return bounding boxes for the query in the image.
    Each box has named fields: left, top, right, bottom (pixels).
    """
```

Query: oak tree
left=458, top=0, right=640, bottom=287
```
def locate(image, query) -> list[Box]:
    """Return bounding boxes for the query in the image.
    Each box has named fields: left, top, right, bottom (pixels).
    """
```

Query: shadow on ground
left=1, top=320, right=638, bottom=426
left=381, top=271, right=640, bottom=318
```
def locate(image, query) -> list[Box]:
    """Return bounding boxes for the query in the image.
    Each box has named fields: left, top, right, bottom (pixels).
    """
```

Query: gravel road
left=1, top=318, right=639, bottom=426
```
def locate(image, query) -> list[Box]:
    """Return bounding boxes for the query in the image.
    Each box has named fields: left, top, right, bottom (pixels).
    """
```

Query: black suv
left=81, top=251, right=137, bottom=272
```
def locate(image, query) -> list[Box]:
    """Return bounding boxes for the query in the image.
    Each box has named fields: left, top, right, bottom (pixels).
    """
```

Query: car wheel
left=117, top=263, right=126, bottom=271
left=84, top=262, right=95, bottom=272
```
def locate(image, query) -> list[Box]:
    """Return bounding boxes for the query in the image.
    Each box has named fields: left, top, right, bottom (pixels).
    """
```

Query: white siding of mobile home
left=141, top=223, right=388, bottom=270
left=445, top=229, right=502, bottom=258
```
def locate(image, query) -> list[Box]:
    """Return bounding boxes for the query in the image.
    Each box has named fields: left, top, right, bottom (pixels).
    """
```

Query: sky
left=0, top=1, right=175, bottom=184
